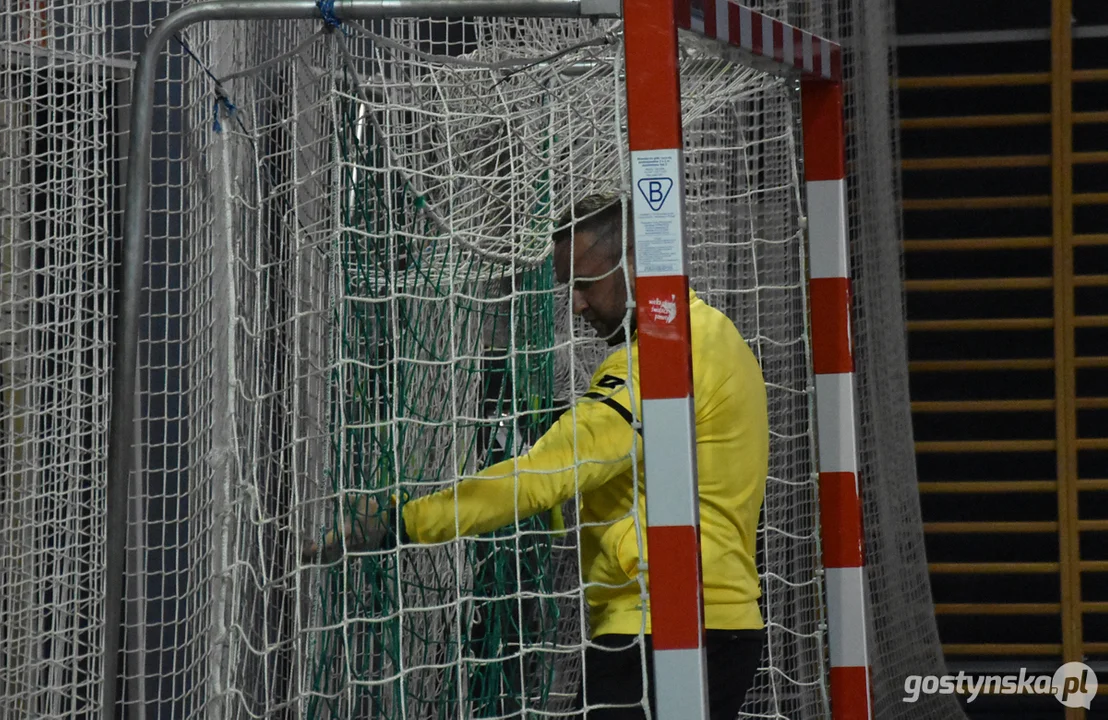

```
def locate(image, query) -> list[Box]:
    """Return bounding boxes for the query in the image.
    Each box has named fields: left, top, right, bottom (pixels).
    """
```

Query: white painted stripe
left=739, top=7, right=753, bottom=50
left=643, top=396, right=699, bottom=528
left=715, top=0, right=730, bottom=43
left=814, top=373, right=858, bottom=475
left=802, top=32, right=813, bottom=73
left=821, top=38, right=832, bottom=79
left=690, top=8, right=704, bottom=34
left=653, top=648, right=709, bottom=720
left=782, top=26, right=794, bottom=69
left=825, top=566, right=870, bottom=667
left=762, top=15, right=775, bottom=57
left=806, top=180, right=848, bottom=279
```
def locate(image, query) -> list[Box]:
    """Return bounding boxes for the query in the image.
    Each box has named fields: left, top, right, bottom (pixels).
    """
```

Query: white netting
left=176, top=17, right=825, bottom=718
left=0, top=7, right=118, bottom=716
left=0, top=2, right=961, bottom=719
left=829, top=1, right=965, bottom=716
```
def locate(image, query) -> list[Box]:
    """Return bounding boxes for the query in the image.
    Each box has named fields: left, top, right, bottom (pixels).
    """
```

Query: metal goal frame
left=106, top=1, right=868, bottom=718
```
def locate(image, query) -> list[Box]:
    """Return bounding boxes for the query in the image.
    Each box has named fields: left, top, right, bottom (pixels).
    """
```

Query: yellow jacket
left=402, top=290, right=769, bottom=638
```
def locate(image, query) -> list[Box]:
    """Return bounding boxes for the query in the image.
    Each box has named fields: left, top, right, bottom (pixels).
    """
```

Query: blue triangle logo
left=637, top=178, right=674, bottom=212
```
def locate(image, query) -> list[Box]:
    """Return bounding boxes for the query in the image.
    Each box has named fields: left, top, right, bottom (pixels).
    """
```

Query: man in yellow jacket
left=305, top=195, right=769, bottom=719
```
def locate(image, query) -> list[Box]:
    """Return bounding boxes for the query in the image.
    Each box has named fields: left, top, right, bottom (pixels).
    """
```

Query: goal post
left=106, top=1, right=867, bottom=718
left=623, top=1, right=869, bottom=718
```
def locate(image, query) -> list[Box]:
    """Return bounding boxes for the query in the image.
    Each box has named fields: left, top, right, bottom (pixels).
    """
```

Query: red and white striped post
left=624, top=0, right=709, bottom=718
left=624, top=1, right=870, bottom=719
left=801, top=77, right=873, bottom=720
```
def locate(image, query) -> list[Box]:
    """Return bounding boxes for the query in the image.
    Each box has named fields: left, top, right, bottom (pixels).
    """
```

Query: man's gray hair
left=552, top=193, right=631, bottom=259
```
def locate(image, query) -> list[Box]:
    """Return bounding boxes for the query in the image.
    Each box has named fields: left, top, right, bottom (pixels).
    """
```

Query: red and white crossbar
left=675, top=0, right=842, bottom=81
left=623, top=2, right=870, bottom=720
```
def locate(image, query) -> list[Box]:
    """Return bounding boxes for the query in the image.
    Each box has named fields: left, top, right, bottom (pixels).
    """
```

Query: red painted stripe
left=703, top=0, right=717, bottom=38
left=750, top=9, right=763, bottom=54
left=675, top=0, right=691, bottom=30
left=647, top=524, right=704, bottom=650
left=800, top=79, right=846, bottom=182
left=830, top=43, right=844, bottom=82
left=793, top=27, right=804, bottom=71
left=819, top=472, right=864, bottom=568
left=728, top=2, right=741, bottom=46
left=830, top=665, right=872, bottom=720
left=635, top=275, right=693, bottom=399
left=813, top=38, right=824, bottom=77
left=809, top=277, right=853, bottom=374
left=625, top=0, right=681, bottom=151
left=772, top=19, right=785, bottom=62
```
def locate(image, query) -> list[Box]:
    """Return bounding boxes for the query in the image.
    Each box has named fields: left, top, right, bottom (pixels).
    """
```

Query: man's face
left=553, top=229, right=633, bottom=346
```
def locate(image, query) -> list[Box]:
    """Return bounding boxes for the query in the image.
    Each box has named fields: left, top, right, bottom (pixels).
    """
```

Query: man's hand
left=301, top=494, right=389, bottom=564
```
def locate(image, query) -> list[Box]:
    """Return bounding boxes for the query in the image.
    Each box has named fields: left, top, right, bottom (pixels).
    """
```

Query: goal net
left=169, top=13, right=825, bottom=718
left=0, top=11, right=122, bottom=716
left=0, top=2, right=963, bottom=720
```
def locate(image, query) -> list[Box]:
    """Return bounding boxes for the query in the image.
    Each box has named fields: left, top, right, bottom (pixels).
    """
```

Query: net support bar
left=105, top=1, right=620, bottom=717
left=625, top=2, right=870, bottom=719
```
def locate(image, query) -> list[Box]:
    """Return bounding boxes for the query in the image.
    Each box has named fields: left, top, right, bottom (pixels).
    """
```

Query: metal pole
left=103, top=0, right=619, bottom=716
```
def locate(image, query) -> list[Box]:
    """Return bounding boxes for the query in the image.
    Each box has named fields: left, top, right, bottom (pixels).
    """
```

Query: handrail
left=916, top=440, right=1056, bottom=452
left=929, top=562, right=1060, bottom=573
left=907, top=318, right=1053, bottom=331
left=900, top=111, right=1108, bottom=127
left=909, top=359, right=1055, bottom=372
left=935, top=603, right=1061, bottom=615
left=899, top=72, right=1050, bottom=88
left=903, top=237, right=1052, bottom=252
left=901, top=155, right=1049, bottom=170
left=901, top=113, right=1050, bottom=129
left=923, top=521, right=1057, bottom=533
left=918, top=481, right=1057, bottom=494
left=943, top=643, right=1063, bottom=655
left=904, top=278, right=1052, bottom=291
left=911, top=399, right=1054, bottom=412
left=902, top=195, right=1051, bottom=210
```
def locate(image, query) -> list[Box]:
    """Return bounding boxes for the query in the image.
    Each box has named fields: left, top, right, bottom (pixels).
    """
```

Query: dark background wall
left=895, top=0, right=1108, bottom=717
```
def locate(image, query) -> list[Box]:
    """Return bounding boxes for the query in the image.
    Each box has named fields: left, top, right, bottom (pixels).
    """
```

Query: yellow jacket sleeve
left=402, top=368, right=638, bottom=544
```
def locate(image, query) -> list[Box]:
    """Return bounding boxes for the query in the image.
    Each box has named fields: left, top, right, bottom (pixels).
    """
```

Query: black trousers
left=574, top=629, right=765, bottom=719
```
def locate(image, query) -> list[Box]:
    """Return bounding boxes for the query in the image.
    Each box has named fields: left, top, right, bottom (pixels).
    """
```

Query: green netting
left=305, top=80, right=567, bottom=719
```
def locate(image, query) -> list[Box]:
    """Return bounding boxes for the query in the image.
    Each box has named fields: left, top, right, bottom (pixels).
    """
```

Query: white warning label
left=631, top=149, right=685, bottom=277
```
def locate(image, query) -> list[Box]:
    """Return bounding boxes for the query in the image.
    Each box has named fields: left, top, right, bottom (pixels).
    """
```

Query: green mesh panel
left=305, top=82, right=564, bottom=720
